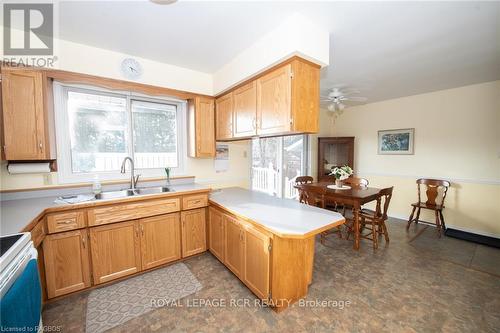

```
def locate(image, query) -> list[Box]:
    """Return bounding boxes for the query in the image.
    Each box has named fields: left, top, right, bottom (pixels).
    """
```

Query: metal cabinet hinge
left=268, top=243, right=272, bottom=252
left=290, top=71, right=294, bottom=79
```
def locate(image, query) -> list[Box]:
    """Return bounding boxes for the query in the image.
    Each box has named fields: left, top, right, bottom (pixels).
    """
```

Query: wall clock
left=120, top=58, right=143, bottom=80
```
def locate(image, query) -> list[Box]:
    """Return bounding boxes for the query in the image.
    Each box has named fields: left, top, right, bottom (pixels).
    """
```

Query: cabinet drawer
left=182, top=194, right=208, bottom=210
left=31, top=220, right=46, bottom=247
left=47, top=211, right=86, bottom=234
left=88, top=197, right=180, bottom=226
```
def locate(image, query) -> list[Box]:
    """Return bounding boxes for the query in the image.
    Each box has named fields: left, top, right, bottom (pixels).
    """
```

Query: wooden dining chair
left=358, top=187, right=393, bottom=249
left=294, top=178, right=343, bottom=243
left=407, top=178, right=451, bottom=237
left=295, top=176, right=314, bottom=204
left=332, top=176, right=369, bottom=215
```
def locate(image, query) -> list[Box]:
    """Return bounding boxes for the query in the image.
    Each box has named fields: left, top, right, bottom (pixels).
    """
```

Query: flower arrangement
left=329, top=165, right=353, bottom=180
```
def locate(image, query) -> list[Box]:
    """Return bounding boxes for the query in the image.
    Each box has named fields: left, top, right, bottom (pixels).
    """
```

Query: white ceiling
left=59, top=1, right=500, bottom=103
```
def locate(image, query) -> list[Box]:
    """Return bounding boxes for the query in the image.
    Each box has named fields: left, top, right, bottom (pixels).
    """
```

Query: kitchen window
left=54, top=83, right=186, bottom=183
left=251, top=134, right=309, bottom=199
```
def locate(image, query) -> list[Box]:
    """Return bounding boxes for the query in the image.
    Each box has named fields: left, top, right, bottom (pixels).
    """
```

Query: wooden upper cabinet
left=90, top=221, right=142, bottom=284
left=215, top=92, right=233, bottom=140
left=214, top=57, right=320, bottom=140
left=243, top=226, right=271, bottom=300
left=139, top=213, right=181, bottom=270
left=43, top=229, right=91, bottom=298
left=188, top=97, right=215, bottom=158
left=233, top=81, right=257, bottom=138
left=1, top=68, right=55, bottom=160
left=208, top=207, right=225, bottom=262
left=256, top=64, right=292, bottom=136
left=181, top=208, right=207, bottom=257
left=224, top=215, right=245, bottom=279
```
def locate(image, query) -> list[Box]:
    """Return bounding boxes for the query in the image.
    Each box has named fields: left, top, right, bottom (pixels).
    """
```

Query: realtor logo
left=3, top=3, right=53, bottom=55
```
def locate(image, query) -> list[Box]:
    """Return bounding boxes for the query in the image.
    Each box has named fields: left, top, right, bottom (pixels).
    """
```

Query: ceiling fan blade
left=343, top=96, right=368, bottom=102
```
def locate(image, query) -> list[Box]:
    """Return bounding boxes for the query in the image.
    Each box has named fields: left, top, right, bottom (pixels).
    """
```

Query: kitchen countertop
left=209, top=187, right=345, bottom=238
left=0, top=183, right=210, bottom=236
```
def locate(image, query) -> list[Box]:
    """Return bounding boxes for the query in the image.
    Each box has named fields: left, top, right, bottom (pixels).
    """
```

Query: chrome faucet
left=120, top=157, right=140, bottom=190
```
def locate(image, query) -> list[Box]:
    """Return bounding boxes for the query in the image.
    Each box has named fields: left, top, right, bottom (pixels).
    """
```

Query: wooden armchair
left=358, top=187, right=393, bottom=249
left=407, top=178, right=450, bottom=237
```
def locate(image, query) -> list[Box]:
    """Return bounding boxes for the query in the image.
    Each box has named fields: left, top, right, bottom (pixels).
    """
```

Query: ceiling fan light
left=327, top=104, right=336, bottom=112
left=150, top=0, right=178, bottom=5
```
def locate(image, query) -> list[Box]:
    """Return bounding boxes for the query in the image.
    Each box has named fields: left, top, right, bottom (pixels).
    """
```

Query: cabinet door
left=197, top=98, right=215, bottom=157
left=189, top=97, right=215, bottom=157
left=224, top=216, right=245, bottom=278
left=90, top=221, right=141, bottom=284
left=233, top=81, right=257, bottom=138
left=256, top=64, right=292, bottom=136
left=243, top=226, right=271, bottom=300
left=208, top=207, right=225, bottom=262
left=181, top=208, right=207, bottom=257
left=1, top=69, right=48, bottom=160
left=140, top=213, right=181, bottom=270
left=43, top=229, right=91, bottom=298
left=215, top=93, right=233, bottom=140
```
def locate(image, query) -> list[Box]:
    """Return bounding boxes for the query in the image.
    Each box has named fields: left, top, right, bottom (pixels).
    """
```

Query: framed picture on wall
left=378, top=128, right=414, bottom=155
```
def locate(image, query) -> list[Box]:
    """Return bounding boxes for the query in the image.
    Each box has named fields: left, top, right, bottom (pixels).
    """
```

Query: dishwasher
left=0, top=232, right=42, bottom=332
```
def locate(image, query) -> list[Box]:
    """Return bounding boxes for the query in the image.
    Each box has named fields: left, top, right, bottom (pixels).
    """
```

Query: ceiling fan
left=320, top=87, right=367, bottom=113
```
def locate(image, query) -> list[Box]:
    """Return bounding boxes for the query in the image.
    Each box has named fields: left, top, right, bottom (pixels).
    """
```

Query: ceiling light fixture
left=150, top=0, right=178, bottom=5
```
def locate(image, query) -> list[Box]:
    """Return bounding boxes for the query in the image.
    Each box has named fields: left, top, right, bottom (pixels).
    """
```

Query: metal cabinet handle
left=82, top=235, right=86, bottom=248
left=38, top=142, right=43, bottom=151
left=57, top=221, right=73, bottom=225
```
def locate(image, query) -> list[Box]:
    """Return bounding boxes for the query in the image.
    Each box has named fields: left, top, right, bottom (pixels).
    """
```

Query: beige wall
left=326, top=80, right=500, bottom=236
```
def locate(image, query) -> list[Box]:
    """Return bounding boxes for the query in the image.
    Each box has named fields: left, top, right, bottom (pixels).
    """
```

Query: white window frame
left=53, top=82, right=187, bottom=184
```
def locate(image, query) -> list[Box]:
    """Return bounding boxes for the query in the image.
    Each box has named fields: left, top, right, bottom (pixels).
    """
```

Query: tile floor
left=42, top=219, right=500, bottom=332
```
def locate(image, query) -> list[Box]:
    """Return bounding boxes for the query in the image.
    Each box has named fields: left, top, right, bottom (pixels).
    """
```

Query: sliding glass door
left=251, top=135, right=308, bottom=199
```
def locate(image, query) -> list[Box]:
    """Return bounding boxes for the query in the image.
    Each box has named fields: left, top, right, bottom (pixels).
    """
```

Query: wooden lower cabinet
left=208, top=207, right=225, bottom=261
left=181, top=208, right=207, bottom=257
left=243, top=227, right=271, bottom=300
left=90, top=221, right=142, bottom=284
left=224, top=215, right=245, bottom=278
left=140, top=213, right=181, bottom=270
left=43, top=229, right=91, bottom=298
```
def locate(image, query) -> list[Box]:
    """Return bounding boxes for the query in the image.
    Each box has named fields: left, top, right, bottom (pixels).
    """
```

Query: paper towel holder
left=7, top=160, right=57, bottom=173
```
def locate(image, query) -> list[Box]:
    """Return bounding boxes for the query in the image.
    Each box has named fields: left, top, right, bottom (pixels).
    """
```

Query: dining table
left=294, top=182, right=383, bottom=250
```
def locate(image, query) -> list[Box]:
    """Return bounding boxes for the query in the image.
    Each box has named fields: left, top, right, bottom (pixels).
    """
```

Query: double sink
left=94, top=186, right=174, bottom=200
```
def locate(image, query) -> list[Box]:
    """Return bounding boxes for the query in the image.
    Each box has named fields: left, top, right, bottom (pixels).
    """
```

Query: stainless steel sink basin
left=94, top=189, right=136, bottom=200
left=94, top=186, right=174, bottom=200
left=135, top=186, right=175, bottom=195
